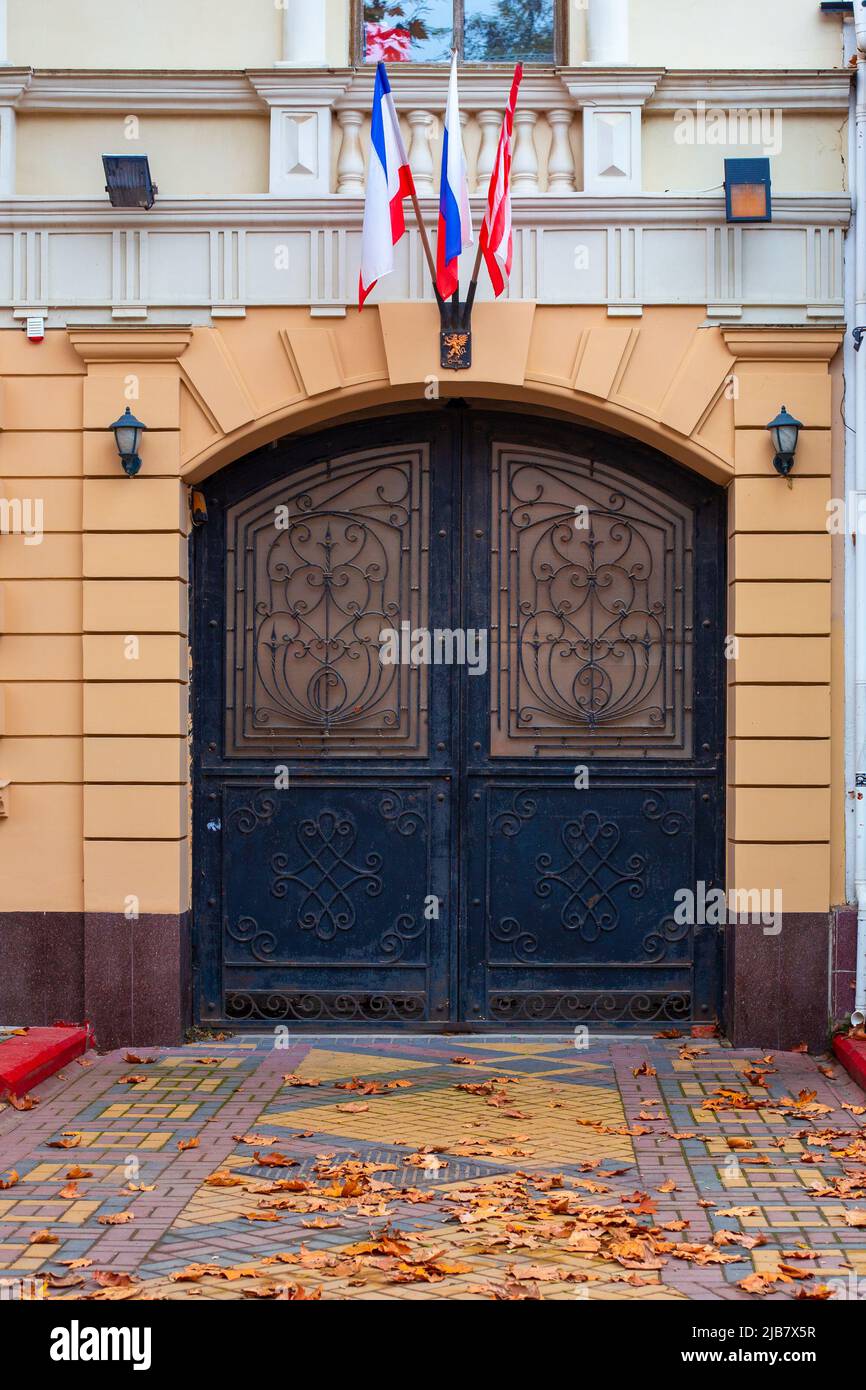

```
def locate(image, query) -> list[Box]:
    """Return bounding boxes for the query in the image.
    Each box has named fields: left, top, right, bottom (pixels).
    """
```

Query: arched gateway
left=192, top=409, right=726, bottom=1031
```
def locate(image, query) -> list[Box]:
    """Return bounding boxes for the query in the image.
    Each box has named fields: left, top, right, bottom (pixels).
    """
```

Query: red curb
left=832, top=1034, right=866, bottom=1093
left=0, top=1024, right=94, bottom=1098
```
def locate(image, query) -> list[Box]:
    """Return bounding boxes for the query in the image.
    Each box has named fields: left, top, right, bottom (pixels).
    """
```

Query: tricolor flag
left=359, top=62, right=415, bottom=309
left=478, top=64, right=523, bottom=299
left=436, top=52, right=473, bottom=300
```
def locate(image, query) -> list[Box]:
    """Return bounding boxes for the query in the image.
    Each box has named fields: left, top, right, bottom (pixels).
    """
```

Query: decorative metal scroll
left=490, top=445, right=694, bottom=757
left=225, top=446, right=429, bottom=758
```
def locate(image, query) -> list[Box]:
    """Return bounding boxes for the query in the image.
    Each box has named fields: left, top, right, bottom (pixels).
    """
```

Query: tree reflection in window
left=361, top=1, right=557, bottom=63
left=464, top=0, right=555, bottom=63
left=363, top=2, right=452, bottom=63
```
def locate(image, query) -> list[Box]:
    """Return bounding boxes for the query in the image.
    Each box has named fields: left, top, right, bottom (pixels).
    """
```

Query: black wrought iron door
left=193, top=411, right=725, bottom=1029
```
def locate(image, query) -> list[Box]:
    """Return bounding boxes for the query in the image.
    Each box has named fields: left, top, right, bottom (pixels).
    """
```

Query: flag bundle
left=359, top=56, right=522, bottom=310
left=478, top=63, right=523, bottom=298
left=359, top=61, right=415, bottom=309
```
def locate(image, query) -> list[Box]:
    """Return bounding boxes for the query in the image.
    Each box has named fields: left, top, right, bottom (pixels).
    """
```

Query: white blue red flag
left=479, top=63, right=523, bottom=298
left=359, top=62, right=415, bottom=309
left=436, top=52, right=473, bottom=300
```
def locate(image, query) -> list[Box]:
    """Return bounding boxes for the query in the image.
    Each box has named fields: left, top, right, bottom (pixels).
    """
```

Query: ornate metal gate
left=192, top=411, right=725, bottom=1028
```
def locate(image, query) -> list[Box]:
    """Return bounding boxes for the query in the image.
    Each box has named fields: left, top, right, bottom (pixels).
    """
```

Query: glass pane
left=464, top=0, right=556, bottom=62
left=363, top=2, right=454, bottom=63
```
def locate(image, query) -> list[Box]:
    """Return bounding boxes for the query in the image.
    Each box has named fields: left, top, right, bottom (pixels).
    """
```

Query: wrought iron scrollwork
left=225, top=915, right=277, bottom=962
left=270, top=811, right=383, bottom=942
left=227, top=447, right=430, bottom=758
left=535, top=812, right=647, bottom=942
left=225, top=991, right=427, bottom=1022
left=489, top=991, right=692, bottom=1023
left=641, top=792, right=689, bottom=836
left=226, top=792, right=278, bottom=834
left=491, top=446, right=694, bottom=757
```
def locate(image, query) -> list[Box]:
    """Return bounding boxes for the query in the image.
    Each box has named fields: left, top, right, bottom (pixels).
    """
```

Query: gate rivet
left=702, top=793, right=710, bottom=802
left=438, top=529, right=447, bottom=538
left=474, top=529, right=483, bottom=538
left=436, top=793, right=445, bottom=802
left=473, top=792, right=480, bottom=801
left=209, top=619, right=218, bottom=628
left=436, top=742, right=445, bottom=751
left=472, top=898, right=481, bottom=907
left=207, top=897, right=216, bottom=907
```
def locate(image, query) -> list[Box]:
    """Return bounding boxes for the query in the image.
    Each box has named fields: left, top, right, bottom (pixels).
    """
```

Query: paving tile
left=1, top=1033, right=864, bottom=1300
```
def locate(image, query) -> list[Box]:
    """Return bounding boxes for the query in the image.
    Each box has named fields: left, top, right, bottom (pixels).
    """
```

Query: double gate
left=193, top=410, right=725, bottom=1028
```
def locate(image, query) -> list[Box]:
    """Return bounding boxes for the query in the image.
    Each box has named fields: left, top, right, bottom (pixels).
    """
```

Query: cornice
left=246, top=71, right=353, bottom=107
left=68, top=325, right=194, bottom=363
left=650, top=68, right=852, bottom=113
left=15, top=70, right=264, bottom=114
left=3, top=66, right=850, bottom=116
left=0, top=68, right=31, bottom=104
left=722, top=326, right=844, bottom=360
left=0, top=193, right=848, bottom=229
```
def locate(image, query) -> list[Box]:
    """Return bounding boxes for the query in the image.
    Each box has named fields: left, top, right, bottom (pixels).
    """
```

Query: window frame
left=352, top=0, right=566, bottom=67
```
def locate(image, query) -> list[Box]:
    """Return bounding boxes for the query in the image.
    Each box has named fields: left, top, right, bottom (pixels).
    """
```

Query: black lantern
left=766, top=406, right=802, bottom=477
left=109, top=406, right=147, bottom=477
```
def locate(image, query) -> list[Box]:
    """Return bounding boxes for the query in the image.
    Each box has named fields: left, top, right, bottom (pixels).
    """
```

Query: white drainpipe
left=852, top=9, right=866, bottom=1023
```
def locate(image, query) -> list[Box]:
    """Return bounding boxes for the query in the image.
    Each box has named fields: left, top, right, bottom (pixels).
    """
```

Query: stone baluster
left=336, top=110, right=365, bottom=193
left=547, top=108, right=576, bottom=193
left=476, top=109, right=501, bottom=193
left=407, top=110, right=436, bottom=194
left=510, top=109, right=539, bottom=194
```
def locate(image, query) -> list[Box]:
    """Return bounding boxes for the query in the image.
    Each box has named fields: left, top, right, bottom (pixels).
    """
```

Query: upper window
left=358, top=1, right=561, bottom=65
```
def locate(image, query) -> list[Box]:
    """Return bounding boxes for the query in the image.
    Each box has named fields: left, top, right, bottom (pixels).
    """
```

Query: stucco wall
left=4, top=0, right=844, bottom=71
left=16, top=114, right=271, bottom=198
left=0, top=306, right=840, bottom=921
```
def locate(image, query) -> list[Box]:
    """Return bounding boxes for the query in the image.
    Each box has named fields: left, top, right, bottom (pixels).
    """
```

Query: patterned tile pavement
left=1, top=1032, right=865, bottom=1300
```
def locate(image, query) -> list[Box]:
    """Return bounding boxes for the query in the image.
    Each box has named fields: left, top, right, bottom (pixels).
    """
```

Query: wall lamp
left=766, top=406, right=802, bottom=477
left=102, top=154, right=158, bottom=210
left=724, top=157, right=772, bottom=224
left=109, top=407, right=147, bottom=477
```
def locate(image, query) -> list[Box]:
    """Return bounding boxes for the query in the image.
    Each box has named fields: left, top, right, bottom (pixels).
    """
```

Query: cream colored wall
left=643, top=114, right=848, bottom=197
left=16, top=115, right=270, bottom=197
left=629, top=0, right=843, bottom=69
left=8, top=0, right=349, bottom=69
left=7, top=0, right=841, bottom=72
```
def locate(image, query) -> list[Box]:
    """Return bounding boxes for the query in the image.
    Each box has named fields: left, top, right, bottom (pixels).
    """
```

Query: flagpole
left=463, top=241, right=485, bottom=323
left=407, top=185, right=444, bottom=307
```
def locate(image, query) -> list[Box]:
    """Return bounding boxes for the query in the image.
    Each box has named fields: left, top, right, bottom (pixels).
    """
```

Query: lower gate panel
left=463, top=781, right=720, bottom=1027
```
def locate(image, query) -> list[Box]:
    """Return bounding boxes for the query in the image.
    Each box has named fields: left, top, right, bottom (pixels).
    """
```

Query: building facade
left=0, top=0, right=853, bottom=1050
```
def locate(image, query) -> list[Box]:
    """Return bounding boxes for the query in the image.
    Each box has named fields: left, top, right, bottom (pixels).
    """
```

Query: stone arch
left=174, top=304, right=738, bottom=486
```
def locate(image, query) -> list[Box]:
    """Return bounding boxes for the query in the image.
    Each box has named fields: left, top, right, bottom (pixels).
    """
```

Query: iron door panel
left=193, top=415, right=461, bottom=1028
left=459, top=413, right=726, bottom=1028
left=217, top=780, right=450, bottom=1025
left=463, top=780, right=719, bottom=1027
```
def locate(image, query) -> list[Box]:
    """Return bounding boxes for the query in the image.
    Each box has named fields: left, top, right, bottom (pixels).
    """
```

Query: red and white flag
left=478, top=64, right=523, bottom=299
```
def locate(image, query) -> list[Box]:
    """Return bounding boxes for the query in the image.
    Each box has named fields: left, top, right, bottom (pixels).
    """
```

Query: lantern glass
left=771, top=421, right=798, bottom=456
left=115, top=423, right=140, bottom=457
